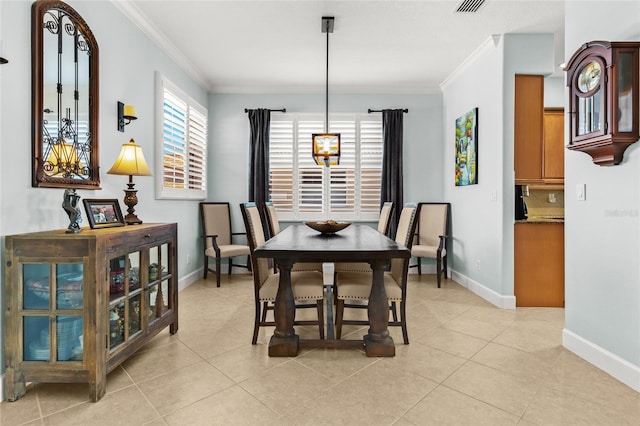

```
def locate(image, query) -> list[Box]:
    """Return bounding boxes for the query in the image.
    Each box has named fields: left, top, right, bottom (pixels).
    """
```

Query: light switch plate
left=577, top=184, right=586, bottom=201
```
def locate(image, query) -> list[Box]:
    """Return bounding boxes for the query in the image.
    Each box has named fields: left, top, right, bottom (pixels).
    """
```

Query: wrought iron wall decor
left=32, top=0, right=100, bottom=189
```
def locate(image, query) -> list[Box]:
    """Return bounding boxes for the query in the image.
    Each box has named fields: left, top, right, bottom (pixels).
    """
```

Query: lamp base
left=124, top=214, right=143, bottom=225
left=122, top=186, right=143, bottom=225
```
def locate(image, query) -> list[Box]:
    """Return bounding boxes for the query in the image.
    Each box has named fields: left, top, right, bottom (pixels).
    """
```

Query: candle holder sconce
left=117, top=101, right=137, bottom=132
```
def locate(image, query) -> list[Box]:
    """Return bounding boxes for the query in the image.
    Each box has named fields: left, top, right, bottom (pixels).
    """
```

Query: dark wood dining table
left=253, top=224, right=410, bottom=357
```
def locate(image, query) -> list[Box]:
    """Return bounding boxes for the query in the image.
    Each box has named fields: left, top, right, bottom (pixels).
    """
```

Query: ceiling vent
left=455, top=0, right=486, bottom=13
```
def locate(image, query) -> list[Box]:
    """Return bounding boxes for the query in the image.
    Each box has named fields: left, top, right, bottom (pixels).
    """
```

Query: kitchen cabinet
left=514, top=223, right=564, bottom=307
left=543, top=108, right=565, bottom=183
left=514, top=74, right=544, bottom=184
left=4, top=223, right=178, bottom=402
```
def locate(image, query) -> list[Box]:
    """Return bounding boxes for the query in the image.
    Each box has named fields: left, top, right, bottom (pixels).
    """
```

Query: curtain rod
left=368, top=108, right=408, bottom=113
left=244, top=108, right=286, bottom=113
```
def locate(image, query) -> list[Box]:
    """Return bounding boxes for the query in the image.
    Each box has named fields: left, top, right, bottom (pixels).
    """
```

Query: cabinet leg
left=89, top=377, right=107, bottom=402
left=4, top=368, right=27, bottom=401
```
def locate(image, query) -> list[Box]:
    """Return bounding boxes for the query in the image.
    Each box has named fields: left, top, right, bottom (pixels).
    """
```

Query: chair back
left=377, top=202, right=394, bottom=235
left=417, top=203, right=449, bottom=246
left=240, top=202, right=270, bottom=286
left=264, top=201, right=280, bottom=238
left=200, top=203, right=233, bottom=250
left=389, top=203, right=419, bottom=282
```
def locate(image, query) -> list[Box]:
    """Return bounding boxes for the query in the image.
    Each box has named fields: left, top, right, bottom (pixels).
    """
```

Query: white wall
left=0, top=0, right=209, bottom=398
left=562, top=1, right=640, bottom=391
left=441, top=34, right=554, bottom=308
left=207, top=92, right=444, bottom=230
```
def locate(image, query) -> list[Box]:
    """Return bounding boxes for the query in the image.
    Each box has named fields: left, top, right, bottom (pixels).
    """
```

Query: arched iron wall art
left=32, top=0, right=100, bottom=189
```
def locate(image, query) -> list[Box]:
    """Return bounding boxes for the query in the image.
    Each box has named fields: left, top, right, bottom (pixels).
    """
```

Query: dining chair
left=410, top=202, right=450, bottom=288
left=263, top=201, right=323, bottom=273
left=333, top=202, right=418, bottom=344
left=240, top=202, right=326, bottom=344
left=199, top=202, right=251, bottom=287
left=333, top=201, right=394, bottom=274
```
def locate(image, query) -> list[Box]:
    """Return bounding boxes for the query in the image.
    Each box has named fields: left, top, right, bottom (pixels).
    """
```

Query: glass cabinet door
left=108, top=252, right=143, bottom=350
left=22, top=263, right=84, bottom=362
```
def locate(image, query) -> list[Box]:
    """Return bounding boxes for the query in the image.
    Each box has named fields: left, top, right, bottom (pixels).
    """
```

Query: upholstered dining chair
left=240, top=202, right=326, bottom=344
left=199, top=202, right=251, bottom=287
left=410, top=202, right=450, bottom=288
left=333, top=201, right=394, bottom=274
left=333, top=202, right=418, bottom=344
left=263, top=201, right=323, bottom=273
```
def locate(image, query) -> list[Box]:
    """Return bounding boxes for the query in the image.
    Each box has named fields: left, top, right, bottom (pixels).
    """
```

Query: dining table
left=253, top=223, right=410, bottom=357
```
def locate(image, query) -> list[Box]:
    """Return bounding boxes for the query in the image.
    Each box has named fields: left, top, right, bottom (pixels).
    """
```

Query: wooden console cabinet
left=4, top=223, right=178, bottom=402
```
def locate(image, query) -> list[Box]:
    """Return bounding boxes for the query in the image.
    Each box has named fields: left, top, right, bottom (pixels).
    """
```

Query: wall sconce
left=117, top=101, right=137, bottom=132
left=107, top=138, right=152, bottom=224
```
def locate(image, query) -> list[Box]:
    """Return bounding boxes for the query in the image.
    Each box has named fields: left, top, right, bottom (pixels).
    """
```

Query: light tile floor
left=1, top=274, right=639, bottom=425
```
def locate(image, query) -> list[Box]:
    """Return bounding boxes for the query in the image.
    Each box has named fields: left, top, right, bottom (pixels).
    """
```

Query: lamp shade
left=107, top=138, right=152, bottom=176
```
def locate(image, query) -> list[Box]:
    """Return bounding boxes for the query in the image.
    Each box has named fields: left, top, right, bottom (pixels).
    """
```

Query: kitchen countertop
left=515, top=216, right=564, bottom=224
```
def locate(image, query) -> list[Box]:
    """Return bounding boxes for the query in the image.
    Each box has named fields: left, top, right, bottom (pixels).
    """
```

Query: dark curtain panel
left=381, top=109, right=404, bottom=238
left=247, top=109, right=271, bottom=205
left=247, top=109, right=271, bottom=236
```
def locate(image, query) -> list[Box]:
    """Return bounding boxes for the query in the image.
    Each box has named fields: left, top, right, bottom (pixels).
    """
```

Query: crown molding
left=111, top=0, right=209, bottom=90
left=440, top=34, right=501, bottom=91
left=209, top=83, right=442, bottom=95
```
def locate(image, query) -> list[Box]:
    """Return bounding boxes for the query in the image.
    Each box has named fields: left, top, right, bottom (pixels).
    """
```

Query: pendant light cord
left=325, top=21, right=329, bottom=133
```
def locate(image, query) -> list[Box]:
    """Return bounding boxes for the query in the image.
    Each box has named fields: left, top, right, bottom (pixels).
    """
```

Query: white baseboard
left=178, top=267, right=203, bottom=291
left=562, top=328, right=640, bottom=393
left=0, top=372, right=4, bottom=402
left=450, top=269, right=516, bottom=309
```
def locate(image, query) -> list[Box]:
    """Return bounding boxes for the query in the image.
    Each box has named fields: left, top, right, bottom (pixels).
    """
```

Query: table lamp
left=107, top=138, right=152, bottom=224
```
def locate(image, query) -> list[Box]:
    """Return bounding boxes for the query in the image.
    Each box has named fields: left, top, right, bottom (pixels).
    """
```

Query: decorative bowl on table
left=305, top=220, right=351, bottom=234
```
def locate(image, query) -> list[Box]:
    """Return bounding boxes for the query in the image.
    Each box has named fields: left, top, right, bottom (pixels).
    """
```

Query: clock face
left=577, top=61, right=601, bottom=93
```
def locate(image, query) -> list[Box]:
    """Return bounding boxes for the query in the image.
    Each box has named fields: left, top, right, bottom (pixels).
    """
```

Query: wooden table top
left=253, top=224, right=410, bottom=263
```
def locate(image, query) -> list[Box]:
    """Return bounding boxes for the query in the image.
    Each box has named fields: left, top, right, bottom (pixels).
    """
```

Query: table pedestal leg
left=269, top=260, right=299, bottom=356
left=364, top=260, right=395, bottom=356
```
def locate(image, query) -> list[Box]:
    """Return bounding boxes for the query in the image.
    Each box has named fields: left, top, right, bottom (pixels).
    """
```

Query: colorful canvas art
left=455, top=108, right=478, bottom=186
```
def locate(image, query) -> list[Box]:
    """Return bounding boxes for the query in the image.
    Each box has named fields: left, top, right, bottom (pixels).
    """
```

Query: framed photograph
left=455, top=107, right=478, bottom=186
left=82, top=199, right=126, bottom=229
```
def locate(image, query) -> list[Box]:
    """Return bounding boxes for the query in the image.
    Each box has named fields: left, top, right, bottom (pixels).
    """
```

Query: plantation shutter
left=162, top=89, right=187, bottom=189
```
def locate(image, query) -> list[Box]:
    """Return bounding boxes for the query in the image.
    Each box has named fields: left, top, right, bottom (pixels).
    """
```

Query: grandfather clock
left=565, top=41, right=640, bottom=166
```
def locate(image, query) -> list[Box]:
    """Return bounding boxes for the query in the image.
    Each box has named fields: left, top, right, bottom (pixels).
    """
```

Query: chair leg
left=316, top=300, right=325, bottom=340
left=436, top=256, right=442, bottom=288
left=400, top=300, right=409, bottom=344
left=443, top=253, right=448, bottom=279
left=335, top=299, right=344, bottom=339
left=417, top=257, right=422, bottom=275
left=261, top=301, right=269, bottom=322
left=204, top=256, right=209, bottom=279
left=228, top=257, right=232, bottom=276
left=252, top=300, right=261, bottom=344
left=216, top=257, right=221, bottom=287
left=391, top=301, right=398, bottom=323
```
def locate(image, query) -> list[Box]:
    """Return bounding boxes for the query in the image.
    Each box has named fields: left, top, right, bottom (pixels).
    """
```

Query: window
left=155, top=73, right=207, bottom=200
left=270, top=113, right=383, bottom=221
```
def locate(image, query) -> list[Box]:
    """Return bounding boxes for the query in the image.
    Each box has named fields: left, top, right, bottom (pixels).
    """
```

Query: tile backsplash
left=525, top=188, right=564, bottom=217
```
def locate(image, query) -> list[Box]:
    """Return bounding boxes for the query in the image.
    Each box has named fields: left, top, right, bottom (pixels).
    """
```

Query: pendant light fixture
left=312, top=16, right=341, bottom=167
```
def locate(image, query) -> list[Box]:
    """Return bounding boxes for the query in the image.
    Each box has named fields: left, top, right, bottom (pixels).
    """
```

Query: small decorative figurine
left=62, top=188, right=82, bottom=233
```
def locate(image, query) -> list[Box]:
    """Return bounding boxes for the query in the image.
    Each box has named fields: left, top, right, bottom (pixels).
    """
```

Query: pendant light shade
left=313, top=16, right=340, bottom=167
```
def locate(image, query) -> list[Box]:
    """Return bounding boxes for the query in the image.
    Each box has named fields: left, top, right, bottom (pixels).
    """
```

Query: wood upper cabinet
left=543, top=108, right=565, bottom=182
left=514, top=75, right=544, bottom=184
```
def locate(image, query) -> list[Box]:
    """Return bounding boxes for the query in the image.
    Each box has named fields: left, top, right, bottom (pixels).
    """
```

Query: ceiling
left=115, top=0, right=565, bottom=94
